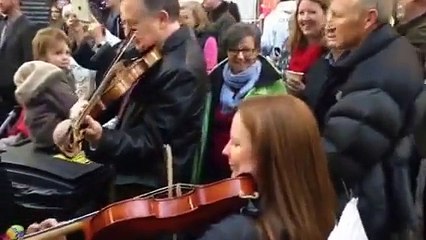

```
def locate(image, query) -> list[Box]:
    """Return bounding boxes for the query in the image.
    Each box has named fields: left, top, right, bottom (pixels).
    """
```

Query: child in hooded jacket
left=13, top=27, right=81, bottom=151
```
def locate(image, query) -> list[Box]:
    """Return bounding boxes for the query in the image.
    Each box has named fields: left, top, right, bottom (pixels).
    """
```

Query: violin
left=89, top=47, right=162, bottom=117
left=57, top=33, right=162, bottom=157
left=23, top=176, right=259, bottom=240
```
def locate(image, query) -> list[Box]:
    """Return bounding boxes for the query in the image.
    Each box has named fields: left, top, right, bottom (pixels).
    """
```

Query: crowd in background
left=0, top=0, right=426, bottom=239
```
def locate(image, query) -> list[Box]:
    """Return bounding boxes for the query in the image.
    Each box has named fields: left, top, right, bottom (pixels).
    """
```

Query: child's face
left=51, top=6, right=61, bottom=21
left=44, top=40, right=71, bottom=69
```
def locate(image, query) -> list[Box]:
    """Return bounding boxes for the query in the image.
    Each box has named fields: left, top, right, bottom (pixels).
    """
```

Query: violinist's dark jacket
left=77, top=26, right=209, bottom=189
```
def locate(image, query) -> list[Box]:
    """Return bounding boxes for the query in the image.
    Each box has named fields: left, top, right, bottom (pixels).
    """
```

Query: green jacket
left=191, top=56, right=287, bottom=183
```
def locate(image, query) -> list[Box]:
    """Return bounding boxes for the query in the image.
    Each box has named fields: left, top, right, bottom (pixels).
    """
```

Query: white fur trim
left=14, top=61, right=64, bottom=105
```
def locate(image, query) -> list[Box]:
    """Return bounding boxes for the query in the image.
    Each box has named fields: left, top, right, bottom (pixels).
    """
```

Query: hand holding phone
left=70, top=0, right=91, bottom=23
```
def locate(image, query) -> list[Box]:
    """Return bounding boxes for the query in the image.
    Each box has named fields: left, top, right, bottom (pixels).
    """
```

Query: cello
left=23, top=175, right=259, bottom=240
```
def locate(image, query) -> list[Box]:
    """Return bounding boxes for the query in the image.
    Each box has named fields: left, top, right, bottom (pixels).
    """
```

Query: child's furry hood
left=14, top=61, right=67, bottom=105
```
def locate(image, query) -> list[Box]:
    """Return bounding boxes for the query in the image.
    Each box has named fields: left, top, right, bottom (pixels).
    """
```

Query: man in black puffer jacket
left=302, top=0, right=424, bottom=239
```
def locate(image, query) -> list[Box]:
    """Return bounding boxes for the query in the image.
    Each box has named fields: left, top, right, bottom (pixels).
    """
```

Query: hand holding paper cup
left=285, top=70, right=305, bottom=95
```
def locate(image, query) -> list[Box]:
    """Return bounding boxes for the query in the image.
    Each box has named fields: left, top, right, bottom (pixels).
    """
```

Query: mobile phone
left=70, top=0, right=91, bottom=23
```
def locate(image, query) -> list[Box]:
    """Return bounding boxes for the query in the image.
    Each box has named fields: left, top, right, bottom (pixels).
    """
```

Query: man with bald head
left=302, top=0, right=423, bottom=238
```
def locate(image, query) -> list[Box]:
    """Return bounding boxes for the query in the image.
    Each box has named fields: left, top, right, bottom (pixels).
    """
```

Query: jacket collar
left=335, top=24, right=399, bottom=69
left=161, top=25, right=191, bottom=54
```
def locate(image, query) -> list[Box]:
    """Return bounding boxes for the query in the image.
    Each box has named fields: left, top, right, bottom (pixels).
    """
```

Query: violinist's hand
left=26, top=218, right=66, bottom=240
left=69, top=100, right=89, bottom=120
left=83, top=116, right=103, bottom=147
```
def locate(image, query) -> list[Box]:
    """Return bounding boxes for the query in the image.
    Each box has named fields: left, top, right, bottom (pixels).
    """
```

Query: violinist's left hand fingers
left=39, top=218, right=60, bottom=230
left=83, top=116, right=103, bottom=145
left=27, top=219, right=66, bottom=240
left=26, top=223, right=41, bottom=234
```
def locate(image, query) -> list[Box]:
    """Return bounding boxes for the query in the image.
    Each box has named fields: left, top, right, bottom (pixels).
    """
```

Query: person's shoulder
left=161, top=42, right=207, bottom=78
left=197, top=214, right=259, bottom=240
left=370, top=35, right=423, bottom=82
left=217, top=11, right=237, bottom=25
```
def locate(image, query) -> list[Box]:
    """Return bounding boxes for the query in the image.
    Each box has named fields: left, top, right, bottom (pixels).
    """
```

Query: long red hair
left=238, top=95, right=336, bottom=240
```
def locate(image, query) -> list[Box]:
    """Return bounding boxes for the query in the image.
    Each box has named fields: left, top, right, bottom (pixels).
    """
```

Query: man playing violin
left=58, top=0, right=208, bottom=200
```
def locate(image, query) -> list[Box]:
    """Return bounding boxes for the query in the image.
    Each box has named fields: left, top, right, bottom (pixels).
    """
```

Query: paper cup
left=285, top=70, right=304, bottom=82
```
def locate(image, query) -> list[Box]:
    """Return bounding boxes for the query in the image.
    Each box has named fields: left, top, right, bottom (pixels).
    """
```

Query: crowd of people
left=0, top=0, right=425, bottom=239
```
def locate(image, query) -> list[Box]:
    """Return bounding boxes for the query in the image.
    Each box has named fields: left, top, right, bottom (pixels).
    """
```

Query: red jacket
left=8, top=109, right=29, bottom=137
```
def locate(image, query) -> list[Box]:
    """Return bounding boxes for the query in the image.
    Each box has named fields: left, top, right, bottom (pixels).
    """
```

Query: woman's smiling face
left=227, top=36, right=259, bottom=74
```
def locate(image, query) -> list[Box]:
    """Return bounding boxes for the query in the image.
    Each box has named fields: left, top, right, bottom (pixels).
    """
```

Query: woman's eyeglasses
left=227, top=48, right=256, bottom=56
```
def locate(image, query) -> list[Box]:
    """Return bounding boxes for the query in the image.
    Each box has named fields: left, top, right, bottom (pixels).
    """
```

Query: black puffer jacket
left=303, top=24, right=424, bottom=239
left=86, top=26, right=208, bottom=189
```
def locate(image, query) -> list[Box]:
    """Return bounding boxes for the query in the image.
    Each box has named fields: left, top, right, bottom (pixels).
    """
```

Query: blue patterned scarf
left=220, top=60, right=262, bottom=114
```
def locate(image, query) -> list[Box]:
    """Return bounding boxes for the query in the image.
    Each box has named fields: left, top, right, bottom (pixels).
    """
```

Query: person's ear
left=157, top=10, right=170, bottom=30
left=364, top=9, right=379, bottom=30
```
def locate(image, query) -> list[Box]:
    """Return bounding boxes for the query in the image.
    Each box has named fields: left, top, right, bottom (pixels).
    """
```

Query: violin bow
left=164, top=144, right=178, bottom=240
left=165, top=144, right=173, bottom=197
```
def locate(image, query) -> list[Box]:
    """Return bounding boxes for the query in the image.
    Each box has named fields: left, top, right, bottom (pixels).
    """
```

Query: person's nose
left=299, top=12, right=310, bottom=22
left=222, top=141, right=230, bottom=157
left=236, top=51, right=245, bottom=61
left=62, top=55, right=70, bottom=64
left=325, top=22, right=336, bottom=33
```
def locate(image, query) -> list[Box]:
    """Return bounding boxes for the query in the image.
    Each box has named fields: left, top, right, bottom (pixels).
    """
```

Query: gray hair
left=358, top=0, right=394, bottom=24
